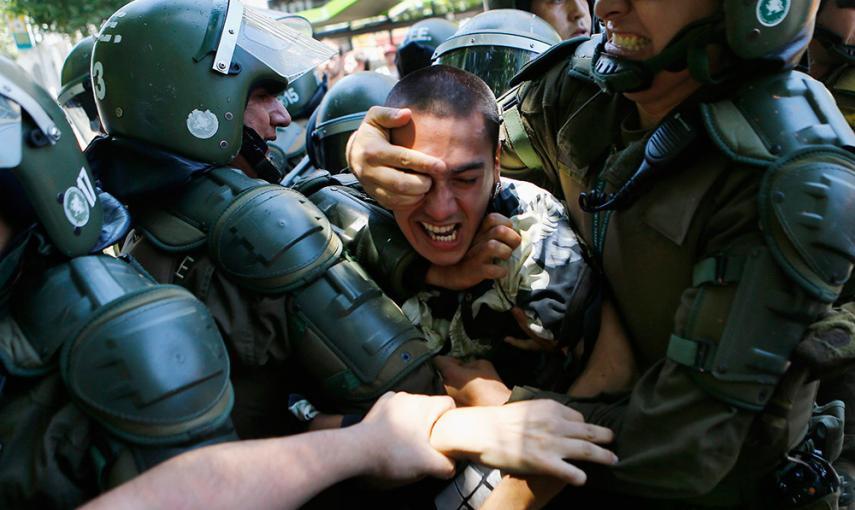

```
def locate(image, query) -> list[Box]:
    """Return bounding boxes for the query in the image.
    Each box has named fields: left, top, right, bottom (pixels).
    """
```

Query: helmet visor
left=435, top=46, right=537, bottom=96
left=215, top=2, right=334, bottom=85
left=0, top=96, right=22, bottom=169
left=60, top=90, right=101, bottom=148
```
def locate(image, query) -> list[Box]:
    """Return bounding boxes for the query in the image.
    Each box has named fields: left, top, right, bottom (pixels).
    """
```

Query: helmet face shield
left=0, top=96, right=22, bottom=169
left=432, top=10, right=559, bottom=96
left=435, top=46, right=540, bottom=96
left=59, top=88, right=101, bottom=148
left=215, top=2, right=335, bottom=85
left=62, top=102, right=101, bottom=148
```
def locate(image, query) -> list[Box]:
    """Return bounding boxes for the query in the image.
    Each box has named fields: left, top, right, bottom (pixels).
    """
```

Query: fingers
left=557, top=438, right=619, bottom=467
left=420, top=450, right=457, bottom=480
left=425, top=394, right=457, bottom=417
left=467, top=238, right=515, bottom=271
left=558, top=420, right=615, bottom=445
left=366, top=179, right=428, bottom=209
left=474, top=214, right=522, bottom=251
left=364, top=146, right=443, bottom=181
left=363, top=106, right=413, bottom=129
left=346, top=106, right=441, bottom=208
left=477, top=212, right=513, bottom=236
left=540, top=458, right=589, bottom=486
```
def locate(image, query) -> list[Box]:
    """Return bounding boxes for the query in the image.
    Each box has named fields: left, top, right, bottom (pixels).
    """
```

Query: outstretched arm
left=81, top=392, right=456, bottom=510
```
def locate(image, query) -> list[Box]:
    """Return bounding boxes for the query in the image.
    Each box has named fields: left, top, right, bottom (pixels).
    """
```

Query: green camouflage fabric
left=403, top=178, right=586, bottom=359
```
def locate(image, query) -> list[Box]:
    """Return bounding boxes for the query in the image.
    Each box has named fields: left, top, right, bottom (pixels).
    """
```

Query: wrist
left=430, top=407, right=488, bottom=459
left=336, top=424, right=379, bottom=478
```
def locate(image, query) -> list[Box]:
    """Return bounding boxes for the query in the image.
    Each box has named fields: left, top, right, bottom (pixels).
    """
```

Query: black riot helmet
left=307, top=71, right=396, bottom=173
left=396, top=18, right=458, bottom=77
left=433, top=9, right=561, bottom=97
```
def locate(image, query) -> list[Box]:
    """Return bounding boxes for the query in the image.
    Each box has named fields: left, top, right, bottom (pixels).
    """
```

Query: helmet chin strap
left=814, top=26, right=855, bottom=66
left=591, top=14, right=725, bottom=94
left=240, top=126, right=285, bottom=183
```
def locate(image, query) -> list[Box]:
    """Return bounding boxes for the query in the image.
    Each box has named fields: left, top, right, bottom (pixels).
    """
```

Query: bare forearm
left=429, top=407, right=487, bottom=460
left=82, top=428, right=370, bottom=510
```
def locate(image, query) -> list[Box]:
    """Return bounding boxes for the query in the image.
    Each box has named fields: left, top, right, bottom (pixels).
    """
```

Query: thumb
left=365, top=106, right=412, bottom=129
left=423, top=451, right=457, bottom=480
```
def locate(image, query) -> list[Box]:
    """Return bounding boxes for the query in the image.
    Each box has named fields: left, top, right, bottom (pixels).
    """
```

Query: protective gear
left=395, top=18, right=457, bottom=77
left=92, top=0, right=334, bottom=165
left=279, top=70, right=327, bottom=121
left=670, top=71, right=855, bottom=410
left=496, top=29, right=855, bottom=500
left=10, top=255, right=233, bottom=443
left=1, top=254, right=235, bottom=492
left=297, top=171, right=430, bottom=302
left=240, top=125, right=285, bottom=183
left=0, top=56, right=102, bottom=258
left=0, top=58, right=236, bottom=506
left=307, top=71, right=396, bottom=173
left=130, top=168, right=438, bottom=407
left=57, top=36, right=101, bottom=147
left=592, top=0, right=820, bottom=93
left=433, top=9, right=561, bottom=97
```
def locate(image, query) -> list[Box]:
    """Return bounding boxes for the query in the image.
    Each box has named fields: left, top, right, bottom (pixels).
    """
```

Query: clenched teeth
left=610, top=32, right=651, bottom=52
left=421, top=222, right=459, bottom=242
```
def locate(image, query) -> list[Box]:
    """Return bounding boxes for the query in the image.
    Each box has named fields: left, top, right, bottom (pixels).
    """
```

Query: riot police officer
left=57, top=35, right=102, bottom=147
left=433, top=9, right=561, bottom=97
left=0, top=56, right=234, bottom=507
left=306, top=71, right=397, bottom=174
left=87, top=0, right=442, bottom=438
left=395, top=18, right=457, bottom=77
left=266, top=16, right=328, bottom=176
left=347, top=0, right=855, bottom=507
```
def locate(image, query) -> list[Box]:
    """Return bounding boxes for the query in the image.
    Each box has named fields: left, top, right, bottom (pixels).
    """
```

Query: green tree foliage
left=2, top=0, right=127, bottom=35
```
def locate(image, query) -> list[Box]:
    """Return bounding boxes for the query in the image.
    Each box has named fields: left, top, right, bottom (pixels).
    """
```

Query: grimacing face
left=594, top=0, right=720, bottom=104
left=390, top=111, right=500, bottom=267
left=531, top=0, right=591, bottom=39
left=595, top=0, right=720, bottom=62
